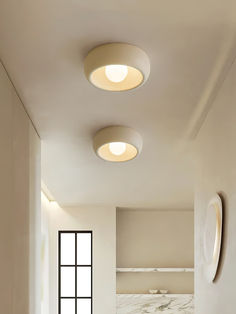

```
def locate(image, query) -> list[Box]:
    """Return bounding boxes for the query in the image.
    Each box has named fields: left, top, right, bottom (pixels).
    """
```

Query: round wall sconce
left=84, top=43, right=150, bottom=91
left=203, top=194, right=223, bottom=282
left=93, top=126, right=142, bottom=162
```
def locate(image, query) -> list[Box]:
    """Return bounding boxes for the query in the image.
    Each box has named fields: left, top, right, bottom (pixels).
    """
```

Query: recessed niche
left=116, top=208, right=194, bottom=294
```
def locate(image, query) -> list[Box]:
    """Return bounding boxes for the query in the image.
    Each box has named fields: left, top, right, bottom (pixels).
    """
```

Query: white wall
left=44, top=203, right=116, bottom=314
left=0, top=61, right=41, bottom=314
left=194, top=57, right=236, bottom=313
left=41, top=193, right=51, bottom=314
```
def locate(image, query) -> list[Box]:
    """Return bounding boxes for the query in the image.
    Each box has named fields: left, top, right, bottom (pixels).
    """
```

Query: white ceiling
left=1, top=0, right=236, bottom=208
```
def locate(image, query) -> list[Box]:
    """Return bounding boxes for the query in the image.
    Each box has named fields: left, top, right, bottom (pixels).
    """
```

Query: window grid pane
left=59, top=231, right=92, bottom=314
left=61, top=266, right=75, bottom=297
left=61, top=233, right=75, bottom=265
left=77, top=266, right=91, bottom=297
left=61, top=298, right=75, bottom=314
left=77, top=299, right=91, bottom=314
left=77, top=233, right=91, bottom=265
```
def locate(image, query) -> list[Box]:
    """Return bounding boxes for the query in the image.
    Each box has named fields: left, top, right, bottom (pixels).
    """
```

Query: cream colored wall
left=41, top=193, right=50, bottom=314
left=0, top=61, right=41, bottom=314
left=116, top=209, right=194, bottom=294
left=46, top=204, right=116, bottom=314
left=194, top=57, right=236, bottom=313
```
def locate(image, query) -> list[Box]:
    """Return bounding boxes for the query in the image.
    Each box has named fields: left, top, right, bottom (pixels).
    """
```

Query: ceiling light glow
left=105, top=65, right=128, bottom=83
left=109, top=142, right=126, bottom=155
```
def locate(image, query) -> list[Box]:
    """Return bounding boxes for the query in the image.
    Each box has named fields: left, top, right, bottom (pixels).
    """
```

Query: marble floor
left=117, top=294, right=194, bottom=314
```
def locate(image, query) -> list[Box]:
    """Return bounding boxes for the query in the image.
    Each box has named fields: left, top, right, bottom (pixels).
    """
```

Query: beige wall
left=46, top=204, right=116, bottom=314
left=194, top=57, right=236, bottom=313
left=0, top=62, right=41, bottom=314
left=117, top=209, right=194, bottom=294
left=41, top=193, right=50, bottom=314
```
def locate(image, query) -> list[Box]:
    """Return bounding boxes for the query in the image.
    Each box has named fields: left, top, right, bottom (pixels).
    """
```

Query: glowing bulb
left=109, top=142, right=126, bottom=155
left=105, top=65, right=128, bottom=83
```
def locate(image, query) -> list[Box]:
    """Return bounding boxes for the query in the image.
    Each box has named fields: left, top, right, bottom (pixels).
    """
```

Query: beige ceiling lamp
left=84, top=43, right=150, bottom=91
left=93, top=126, right=142, bottom=162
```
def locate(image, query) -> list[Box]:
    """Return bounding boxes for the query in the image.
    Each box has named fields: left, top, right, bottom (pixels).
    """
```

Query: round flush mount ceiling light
left=93, top=126, right=142, bottom=162
left=84, top=43, right=150, bottom=91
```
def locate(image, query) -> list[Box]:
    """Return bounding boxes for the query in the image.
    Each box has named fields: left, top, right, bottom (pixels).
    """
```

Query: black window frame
left=58, top=230, right=93, bottom=314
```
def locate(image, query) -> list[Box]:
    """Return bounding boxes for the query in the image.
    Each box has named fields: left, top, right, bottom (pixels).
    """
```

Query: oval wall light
left=93, top=126, right=143, bottom=162
left=84, top=43, right=150, bottom=91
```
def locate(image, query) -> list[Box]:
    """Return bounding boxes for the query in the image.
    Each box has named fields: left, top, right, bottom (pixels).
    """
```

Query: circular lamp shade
left=84, top=43, right=150, bottom=91
left=93, top=126, right=142, bottom=162
left=203, top=194, right=223, bottom=282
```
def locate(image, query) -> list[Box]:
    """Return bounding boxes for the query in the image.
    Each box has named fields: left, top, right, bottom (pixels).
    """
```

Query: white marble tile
left=117, top=294, right=194, bottom=314
left=116, top=268, right=194, bottom=273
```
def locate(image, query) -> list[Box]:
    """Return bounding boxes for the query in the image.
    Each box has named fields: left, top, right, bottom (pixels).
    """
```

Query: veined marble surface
left=117, top=294, right=194, bottom=314
left=116, top=268, right=194, bottom=273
